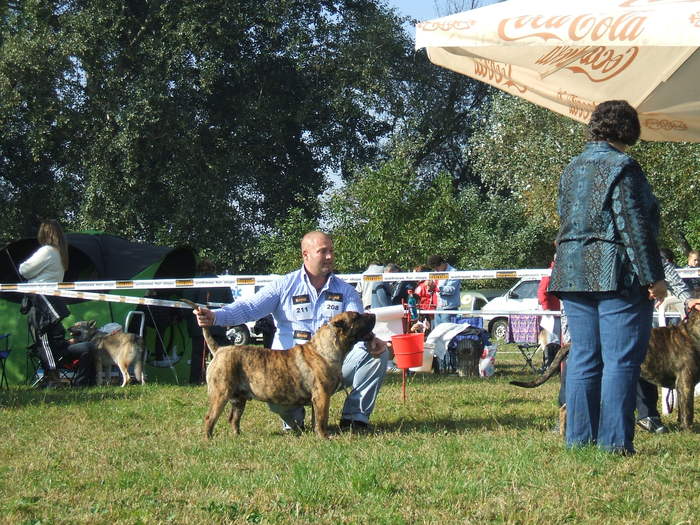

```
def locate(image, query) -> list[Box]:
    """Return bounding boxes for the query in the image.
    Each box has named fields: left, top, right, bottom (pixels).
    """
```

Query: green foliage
left=469, top=91, right=585, bottom=232
left=635, top=141, right=700, bottom=256
left=0, top=0, right=77, bottom=240
left=317, top=146, right=552, bottom=272
left=258, top=208, right=319, bottom=274
left=470, top=91, right=700, bottom=256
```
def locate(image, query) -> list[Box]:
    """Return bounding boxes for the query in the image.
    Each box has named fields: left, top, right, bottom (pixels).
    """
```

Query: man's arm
left=194, top=279, right=281, bottom=327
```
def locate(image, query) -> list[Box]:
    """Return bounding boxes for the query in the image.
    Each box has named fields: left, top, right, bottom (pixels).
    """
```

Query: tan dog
left=511, top=308, right=700, bottom=431
left=68, top=320, right=145, bottom=387
left=189, top=304, right=376, bottom=439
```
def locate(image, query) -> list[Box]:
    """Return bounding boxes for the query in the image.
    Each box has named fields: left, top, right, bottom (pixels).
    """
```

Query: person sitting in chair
left=20, top=220, right=94, bottom=387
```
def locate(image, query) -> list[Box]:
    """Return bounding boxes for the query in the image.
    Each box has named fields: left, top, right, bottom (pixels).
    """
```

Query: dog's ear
left=331, top=316, right=348, bottom=331
left=88, top=320, right=97, bottom=328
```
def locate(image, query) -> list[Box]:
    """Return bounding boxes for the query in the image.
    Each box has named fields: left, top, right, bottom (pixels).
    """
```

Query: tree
left=0, top=0, right=78, bottom=241
left=470, top=91, right=700, bottom=258
left=3, top=0, right=454, bottom=272
left=315, top=144, right=550, bottom=273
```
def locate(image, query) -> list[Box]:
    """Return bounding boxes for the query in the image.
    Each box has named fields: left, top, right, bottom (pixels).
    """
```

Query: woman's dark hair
left=587, top=100, right=640, bottom=146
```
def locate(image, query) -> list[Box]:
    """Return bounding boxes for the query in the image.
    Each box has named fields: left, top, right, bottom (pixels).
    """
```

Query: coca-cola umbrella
left=415, top=0, right=700, bottom=142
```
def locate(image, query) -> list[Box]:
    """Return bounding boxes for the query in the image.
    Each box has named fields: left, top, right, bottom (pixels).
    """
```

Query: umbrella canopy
left=416, top=0, right=700, bottom=142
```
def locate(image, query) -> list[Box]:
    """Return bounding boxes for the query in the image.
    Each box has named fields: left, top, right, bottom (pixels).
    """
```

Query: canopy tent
left=0, top=232, right=197, bottom=385
left=415, top=0, right=700, bottom=142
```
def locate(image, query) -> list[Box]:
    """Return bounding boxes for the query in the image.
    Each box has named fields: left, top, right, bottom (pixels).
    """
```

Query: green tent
left=0, top=232, right=197, bottom=385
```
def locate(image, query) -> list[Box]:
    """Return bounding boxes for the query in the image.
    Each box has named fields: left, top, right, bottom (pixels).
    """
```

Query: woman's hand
left=686, top=298, right=700, bottom=312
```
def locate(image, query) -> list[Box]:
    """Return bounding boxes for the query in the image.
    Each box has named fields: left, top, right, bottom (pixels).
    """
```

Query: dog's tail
left=180, top=298, right=220, bottom=354
left=509, top=343, right=570, bottom=388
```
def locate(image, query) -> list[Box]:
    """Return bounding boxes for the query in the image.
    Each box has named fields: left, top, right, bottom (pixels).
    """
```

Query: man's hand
left=367, top=336, right=387, bottom=358
left=193, top=306, right=215, bottom=327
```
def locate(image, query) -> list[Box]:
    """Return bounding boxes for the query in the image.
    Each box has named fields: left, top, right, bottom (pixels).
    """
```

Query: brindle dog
left=511, top=308, right=700, bottom=430
left=68, top=320, right=145, bottom=387
left=185, top=301, right=376, bottom=439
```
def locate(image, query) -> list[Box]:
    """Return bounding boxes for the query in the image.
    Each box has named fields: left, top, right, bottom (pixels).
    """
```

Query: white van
left=480, top=278, right=541, bottom=340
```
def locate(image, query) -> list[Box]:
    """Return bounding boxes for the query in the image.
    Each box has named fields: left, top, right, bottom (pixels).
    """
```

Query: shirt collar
left=300, top=265, right=333, bottom=295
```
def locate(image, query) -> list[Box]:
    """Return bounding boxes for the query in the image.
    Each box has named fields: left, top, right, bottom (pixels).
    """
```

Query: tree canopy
left=2, top=0, right=698, bottom=276
left=470, top=91, right=700, bottom=262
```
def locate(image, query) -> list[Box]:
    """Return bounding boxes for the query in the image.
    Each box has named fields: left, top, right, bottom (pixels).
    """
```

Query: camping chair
left=0, top=333, right=11, bottom=389
left=507, top=314, right=541, bottom=372
left=25, top=335, right=80, bottom=387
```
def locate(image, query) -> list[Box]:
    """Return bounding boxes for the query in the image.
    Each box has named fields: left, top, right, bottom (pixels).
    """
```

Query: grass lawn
left=1, top=348, right=699, bottom=524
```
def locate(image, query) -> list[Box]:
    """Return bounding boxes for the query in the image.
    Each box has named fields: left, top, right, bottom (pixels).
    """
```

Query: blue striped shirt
left=213, top=266, right=363, bottom=350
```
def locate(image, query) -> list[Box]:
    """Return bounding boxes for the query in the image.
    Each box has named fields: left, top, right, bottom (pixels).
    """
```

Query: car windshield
left=511, top=280, right=539, bottom=299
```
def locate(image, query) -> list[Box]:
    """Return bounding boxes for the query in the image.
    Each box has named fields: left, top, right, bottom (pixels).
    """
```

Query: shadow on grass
left=367, top=414, right=555, bottom=434
left=0, top=385, right=150, bottom=409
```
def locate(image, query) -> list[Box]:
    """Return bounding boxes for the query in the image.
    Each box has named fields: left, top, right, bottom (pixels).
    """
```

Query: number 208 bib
left=321, top=292, right=343, bottom=317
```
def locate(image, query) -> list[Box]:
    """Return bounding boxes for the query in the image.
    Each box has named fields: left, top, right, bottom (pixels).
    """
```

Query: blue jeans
left=269, top=343, right=388, bottom=429
left=560, top=287, right=653, bottom=454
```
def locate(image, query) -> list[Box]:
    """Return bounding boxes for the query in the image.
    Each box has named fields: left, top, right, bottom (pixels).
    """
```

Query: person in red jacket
left=413, top=265, right=437, bottom=327
left=538, top=258, right=561, bottom=349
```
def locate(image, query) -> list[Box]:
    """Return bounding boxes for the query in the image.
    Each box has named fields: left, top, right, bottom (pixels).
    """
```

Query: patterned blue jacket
left=549, top=141, right=664, bottom=294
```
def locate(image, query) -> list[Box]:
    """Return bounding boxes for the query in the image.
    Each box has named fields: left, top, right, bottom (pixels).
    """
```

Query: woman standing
left=20, top=220, right=72, bottom=385
left=548, top=100, right=667, bottom=455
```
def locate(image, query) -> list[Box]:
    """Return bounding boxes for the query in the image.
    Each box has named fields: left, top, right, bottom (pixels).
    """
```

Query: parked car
left=460, top=288, right=506, bottom=312
left=480, top=278, right=541, bottom=340
left=226, top=322, right=268, bottom=346
left=224, top=284, right=275, bottom=346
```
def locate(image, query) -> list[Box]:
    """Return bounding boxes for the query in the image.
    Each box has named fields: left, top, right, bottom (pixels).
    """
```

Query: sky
left=384, top=1, right=496, bottom=37
left=385, top=0, right=442, bottom=24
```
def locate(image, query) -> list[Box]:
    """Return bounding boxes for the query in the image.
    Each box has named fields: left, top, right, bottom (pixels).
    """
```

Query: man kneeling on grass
left=193, top=231, right=388, bottom=432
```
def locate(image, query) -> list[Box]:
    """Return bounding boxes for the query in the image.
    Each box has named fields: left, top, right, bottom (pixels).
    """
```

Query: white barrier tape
left=419, top=309, right=681, bottom=318
left=8, top=289, right=684, bottom=321
left=2, top=266, right=698, bottom=294
left=13, top=288, right=200, bottom=309
left=0, top=275, right=279, bottom=293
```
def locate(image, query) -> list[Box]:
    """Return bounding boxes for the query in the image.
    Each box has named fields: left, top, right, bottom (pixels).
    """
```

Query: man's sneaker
left=282, top=422, right=305, bottom=433
left=339, top=419, right=371, bottom=433
left=637, top=416, right=669, bottom=434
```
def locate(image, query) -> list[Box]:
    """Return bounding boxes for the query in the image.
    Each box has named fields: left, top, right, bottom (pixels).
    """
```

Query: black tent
left=0, top=232, right=197, bottom=384
left=1, top=232, right=195, bottom=291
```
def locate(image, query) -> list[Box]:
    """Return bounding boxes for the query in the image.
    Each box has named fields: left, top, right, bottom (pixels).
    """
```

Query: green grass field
left=1, top=349, right=699, bottom=525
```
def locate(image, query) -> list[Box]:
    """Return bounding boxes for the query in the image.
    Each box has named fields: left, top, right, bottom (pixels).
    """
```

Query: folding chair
left=507, top=314, right=541, bottom=372
left=25, top=322, right=81, bottom=388
left=25, top=339, right=80, bottom=387
left=0, top=333, right=11, bottom=389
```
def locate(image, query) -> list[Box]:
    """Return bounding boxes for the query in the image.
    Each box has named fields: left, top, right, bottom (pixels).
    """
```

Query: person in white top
left=19, top=220, right=93, bottom=386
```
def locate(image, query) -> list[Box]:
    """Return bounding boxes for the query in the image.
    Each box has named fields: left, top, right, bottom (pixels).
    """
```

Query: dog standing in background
left=511, top=308, right=700, bottom=431
left=68, top=320, right=145, bottom=387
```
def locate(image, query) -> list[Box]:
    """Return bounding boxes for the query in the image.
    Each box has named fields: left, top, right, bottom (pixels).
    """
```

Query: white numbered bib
left=321, top=292, right=343, bottom=318
left=291, top=294, right=313, bottom=321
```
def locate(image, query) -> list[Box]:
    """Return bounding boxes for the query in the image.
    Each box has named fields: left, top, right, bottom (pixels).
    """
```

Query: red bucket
left=391, top=333, right=425, bottom=369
